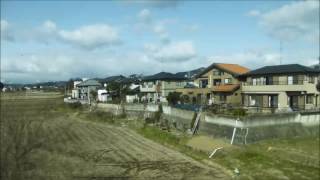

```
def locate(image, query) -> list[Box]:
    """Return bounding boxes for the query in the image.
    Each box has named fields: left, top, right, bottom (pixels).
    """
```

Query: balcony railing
left=243, top=80, right=306, bottom=86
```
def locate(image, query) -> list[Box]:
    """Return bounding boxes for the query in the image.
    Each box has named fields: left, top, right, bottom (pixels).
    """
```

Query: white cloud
left=153, top=23, right=166, bottom=34
left=208, top=51, right=282, bottom=69
left=0, top=20, right=122, bottom=50
left=138, top=9, right=152, bottom=23
left=1, top=20, right=9, bottom=33
left=42, top=20, right=57, bottom=33
left=58, top=24, right=121, bottom=50
left=149, top=41, right=197, bottom=62
left=247, top=10, right=261, bottom=17
left=1, top=19, right=14, bottom=41
left=135, top=9, right=176, bottom=44
left=254, top=1, right=319, bottom=42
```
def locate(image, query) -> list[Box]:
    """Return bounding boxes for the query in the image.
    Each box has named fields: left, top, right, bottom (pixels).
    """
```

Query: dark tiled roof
left=310, top=64, right=320, bottom=70
left=241, top=64, right=320, bottom=77
left=76, top=79, right=101, bottom=87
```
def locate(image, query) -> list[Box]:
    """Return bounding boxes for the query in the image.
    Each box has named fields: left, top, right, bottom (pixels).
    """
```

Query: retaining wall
left=96, top=103, right=320, bottom=143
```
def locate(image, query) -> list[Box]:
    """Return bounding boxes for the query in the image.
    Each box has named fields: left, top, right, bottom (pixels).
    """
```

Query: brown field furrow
left=97, top=124, right=175, bottom=158
left=85, top=125, right=145, bottom=162
left=77, top=123, right=142, bottom=162
left=94, top=125, right=168, bottom=161
left=1, top=95, right=230, bottom=179
left=111, top=127, right=173, bottom=156
left=115, top=127, right=185, bottom=160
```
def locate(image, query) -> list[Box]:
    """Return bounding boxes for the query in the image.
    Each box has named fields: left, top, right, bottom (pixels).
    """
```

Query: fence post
left=230, top=118, right=238, bottom=145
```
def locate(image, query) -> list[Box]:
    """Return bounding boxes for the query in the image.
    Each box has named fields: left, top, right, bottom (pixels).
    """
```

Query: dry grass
left=0, top=92, right=230, bottom=180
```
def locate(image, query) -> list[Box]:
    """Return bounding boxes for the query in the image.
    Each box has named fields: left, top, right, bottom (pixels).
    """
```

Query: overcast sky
left=1, top=0, right=319, bottom=83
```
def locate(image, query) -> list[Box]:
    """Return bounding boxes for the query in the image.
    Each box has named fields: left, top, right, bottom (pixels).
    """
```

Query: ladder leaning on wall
left=192, top=107, right=202, bottom=135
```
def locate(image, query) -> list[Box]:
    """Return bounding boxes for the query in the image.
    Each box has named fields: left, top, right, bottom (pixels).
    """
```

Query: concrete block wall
left=96, top=103, right=319, bottom=143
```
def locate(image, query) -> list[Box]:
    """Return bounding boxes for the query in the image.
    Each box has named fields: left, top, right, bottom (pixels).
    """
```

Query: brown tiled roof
left=195, top=63, right=250, bottom=78
left=212, top=84, right=239, bottom=92
left=216, top=63, right=250, bottom=75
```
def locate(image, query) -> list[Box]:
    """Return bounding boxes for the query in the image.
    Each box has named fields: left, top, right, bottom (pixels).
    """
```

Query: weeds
left=0, top=96, right=71, bottom=180
left=86, top=111, right=115, bottom=124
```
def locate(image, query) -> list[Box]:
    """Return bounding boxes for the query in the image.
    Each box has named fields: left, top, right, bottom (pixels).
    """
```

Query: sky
left=1, top=0, right=319, bottom=83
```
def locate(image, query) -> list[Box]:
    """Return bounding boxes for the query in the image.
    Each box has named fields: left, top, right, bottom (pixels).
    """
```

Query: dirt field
left=0, top=92, right=230, bottom=180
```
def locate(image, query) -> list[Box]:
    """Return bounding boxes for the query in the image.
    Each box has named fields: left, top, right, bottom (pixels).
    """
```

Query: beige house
left=140, top=72, right=188, bottom=103
left=176, top=63, right=250, bottom=105
left=240, top=64, right=320, bottom=112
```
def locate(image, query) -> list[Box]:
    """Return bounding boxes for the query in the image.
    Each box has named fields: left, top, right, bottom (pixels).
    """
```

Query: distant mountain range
left=2, top=67, right=206, bottom=88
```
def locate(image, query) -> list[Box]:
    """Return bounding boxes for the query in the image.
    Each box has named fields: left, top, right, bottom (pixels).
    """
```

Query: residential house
left=176, top=63, right=250, bottom=105
left=97, top=89, right=111, bottom=102
left=240, top=64, right=320, bottom=112
left=74, top=79, right=101, bottom=101
left=140, top=72, right=189, bottom=103
left=121, top=76, right=141, bottom=103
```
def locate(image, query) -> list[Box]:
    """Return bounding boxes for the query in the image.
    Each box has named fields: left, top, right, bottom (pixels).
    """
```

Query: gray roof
left=241, top=64, right=320, bottom=77
left=76, top=79, right=101, bottom=87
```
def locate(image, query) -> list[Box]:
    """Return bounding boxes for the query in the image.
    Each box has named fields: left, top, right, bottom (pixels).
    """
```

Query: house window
left=224, top=78, right=232, bottom=84
left=306, top=95, right=314, bottom=104
left=288, top=75, right=299, bottom=85
left=213, top=70, right=224, bottom=76
left=266, top=76, right=273, bottom=85
left=268, top=95, right=278, bottom=108
left=200, top=79, right=208, bottom=88
left=220, top=95, right=227, bottom=102
left=249, top=95, right=262, bottom=107
left=252, top=78, right=257, bottom=85
left=260, top=77, right=266, bottom=85
left=308, top=76, right=315, bottom=83
left=213, top=79, right=221, bottom=86
left=288, top=76, right=293, bottom=85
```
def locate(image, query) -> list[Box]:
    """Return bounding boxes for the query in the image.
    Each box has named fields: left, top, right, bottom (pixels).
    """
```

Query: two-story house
left=176, top=63, right=250, bottom=105
left=240, top=64, right=320, bottom=112
left=140, top=72, right=189, bottom=103
left=75, top=79, right=101, bottom=100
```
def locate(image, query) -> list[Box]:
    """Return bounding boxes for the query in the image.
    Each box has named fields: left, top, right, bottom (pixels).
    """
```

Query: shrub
left=153, top=104, right=163, bottom=124
left=137, top=126, right=180, bottom=145
left=87, top=111, right=115, bottom=123
left=167, top=92, right=181, bottom=105
left=119, top=103, right=127, bottom=118
left=90, top=91, right=97, bottom=101
left=67, top=102, right=82, bottom=109
left=145, top=117, right=155, bottom=124
left=181, top=95, right=190, bottom=104
left=232, top=108, right=247, bottom=117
